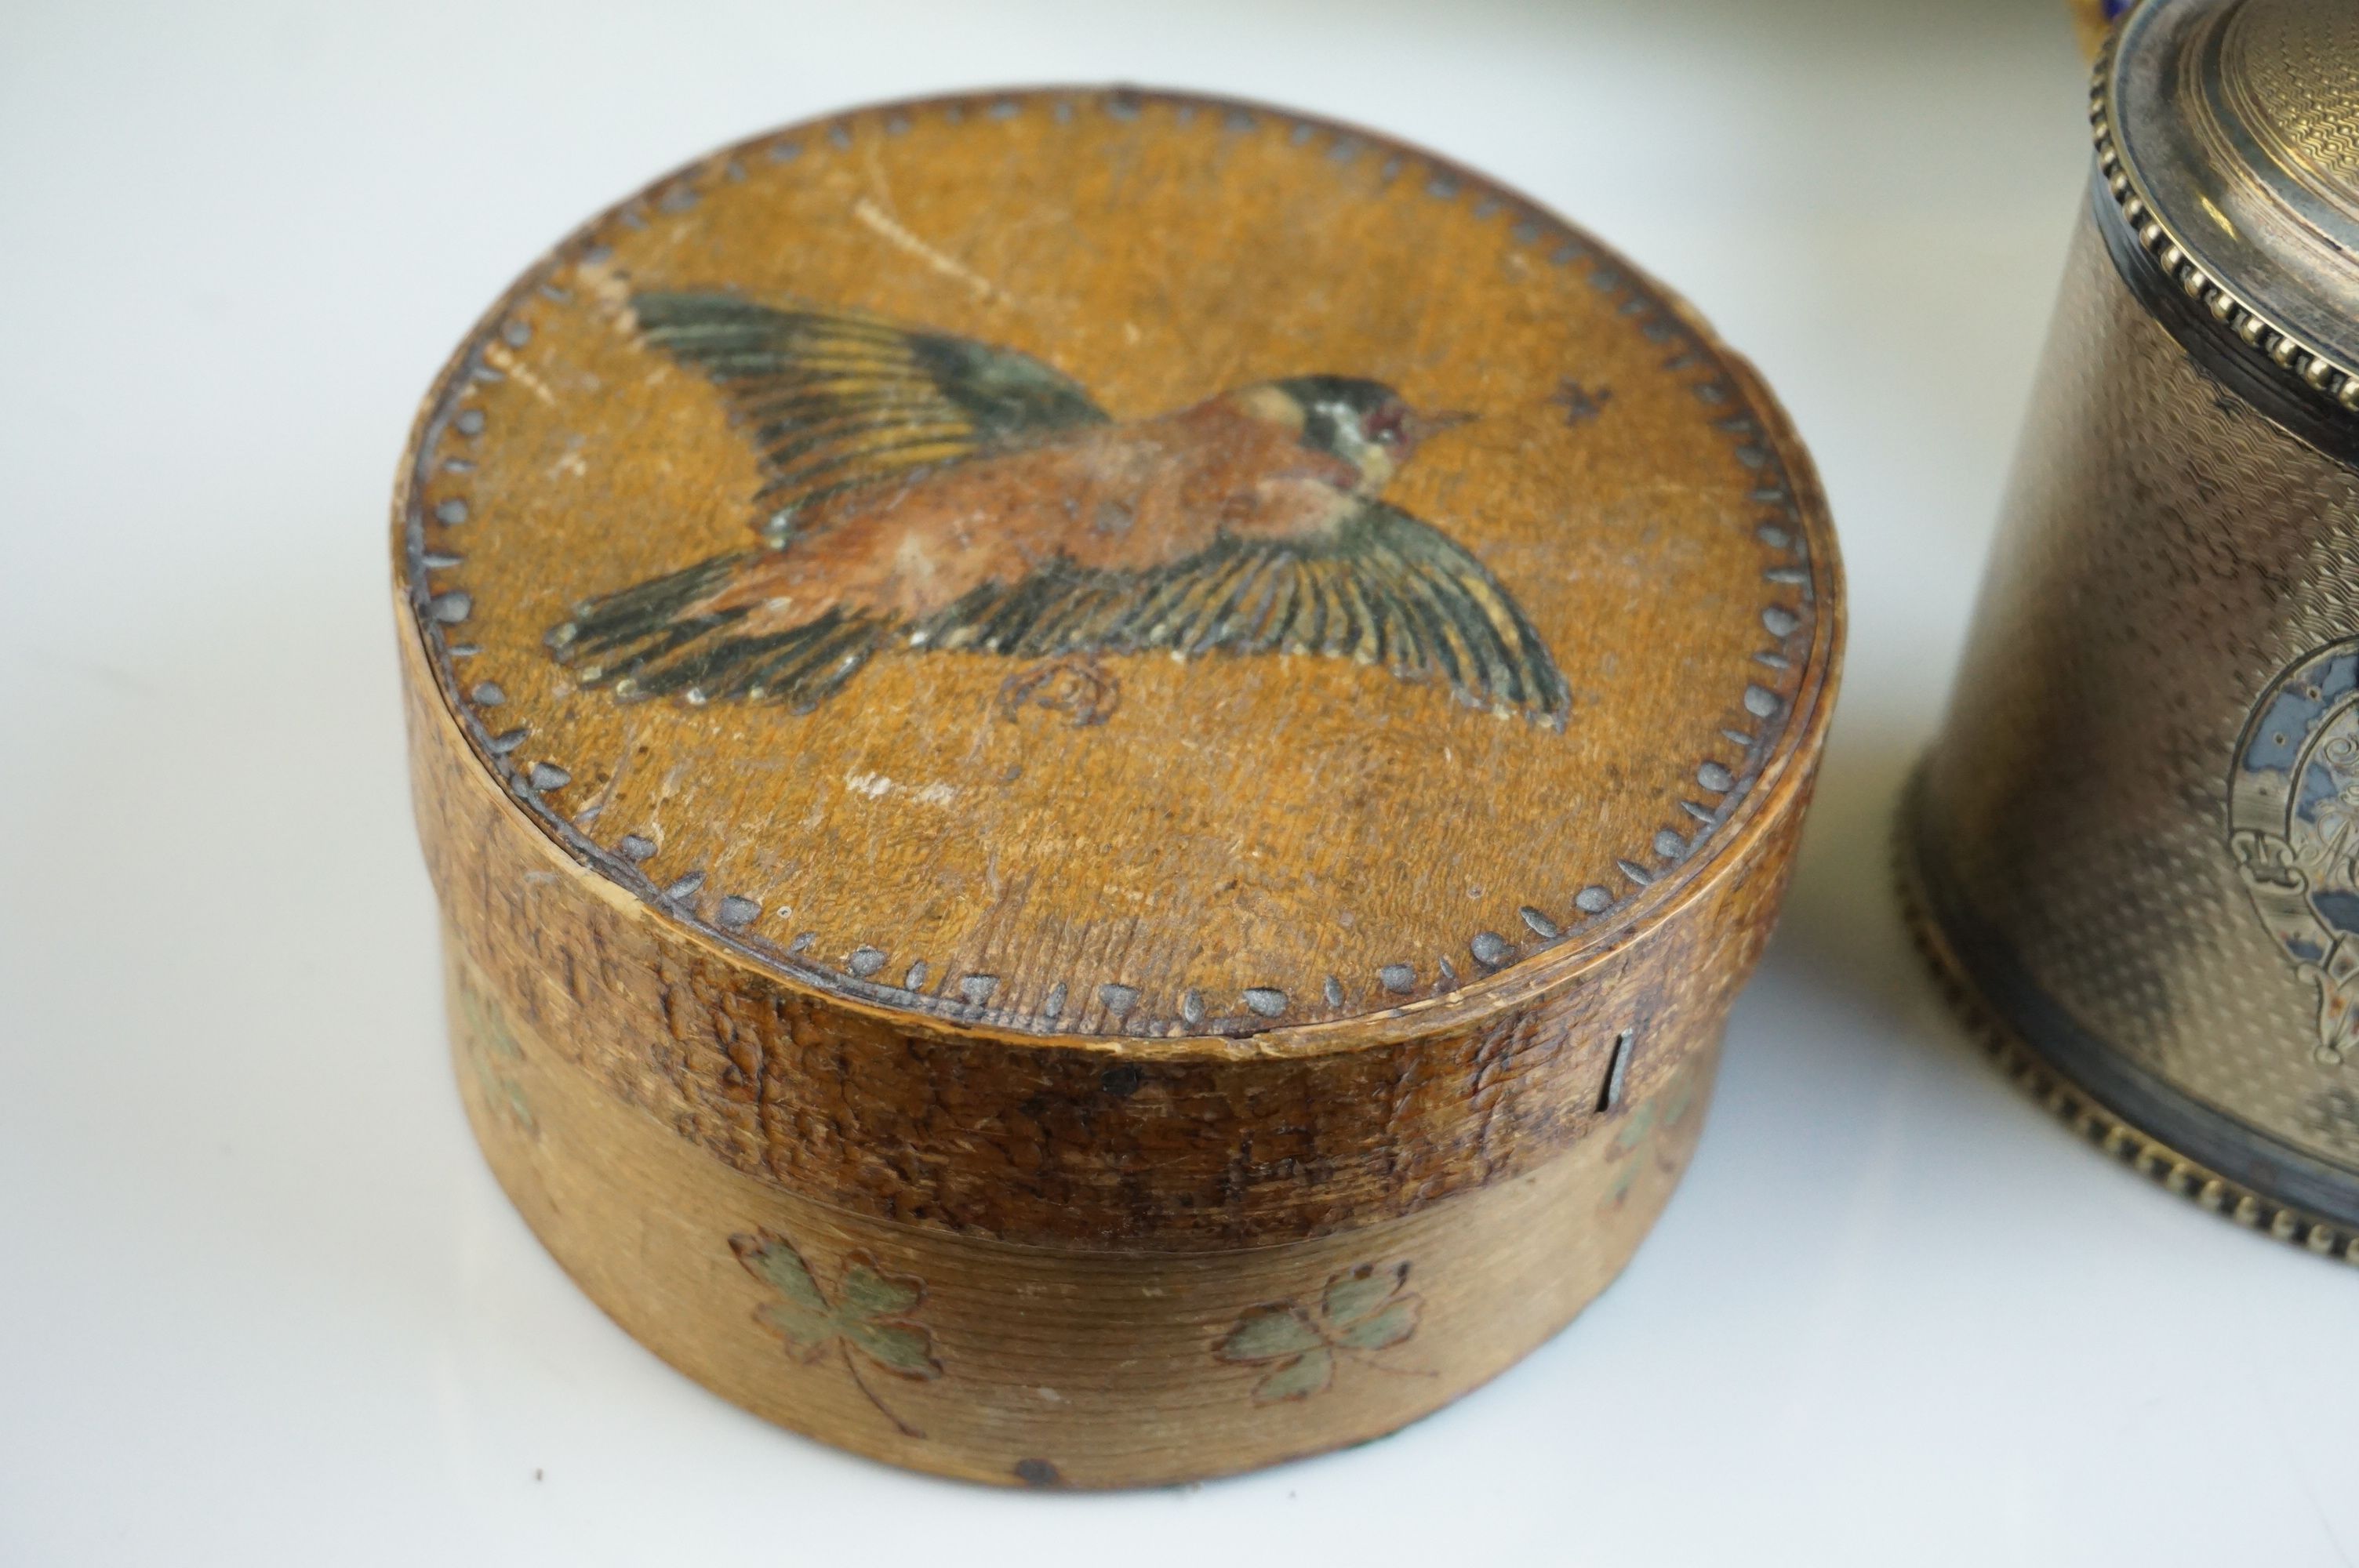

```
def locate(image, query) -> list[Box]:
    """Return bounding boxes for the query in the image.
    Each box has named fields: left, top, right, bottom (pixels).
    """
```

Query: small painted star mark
left=1550, top=379, right=1612, bottom=426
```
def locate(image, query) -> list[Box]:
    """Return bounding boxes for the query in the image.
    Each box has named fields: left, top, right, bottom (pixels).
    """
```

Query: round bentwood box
left=394, top=88, right=1842, bottom=1486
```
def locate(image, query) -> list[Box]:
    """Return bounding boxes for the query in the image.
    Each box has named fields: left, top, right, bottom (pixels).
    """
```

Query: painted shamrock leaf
left=1606, top=1058, right=1703, bottom=1208
left=1219, top=1260, right=1422, bottom=1404
left=456, top=971, right=534, bottom=1134
left=731, top=1229, right=941, bottom=1438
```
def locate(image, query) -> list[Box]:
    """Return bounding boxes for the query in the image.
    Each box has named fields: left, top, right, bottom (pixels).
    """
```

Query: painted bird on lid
left=547, top=292, right=1569, bottom=728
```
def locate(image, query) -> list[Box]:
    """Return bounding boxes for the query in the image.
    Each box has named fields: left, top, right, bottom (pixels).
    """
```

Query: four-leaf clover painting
left=1218, top=1261, right=1424, bottom=1403
left=731, top=1230, right=943, bottom=1439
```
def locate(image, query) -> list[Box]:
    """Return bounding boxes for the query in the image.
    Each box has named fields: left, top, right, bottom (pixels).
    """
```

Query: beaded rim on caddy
left=2092, top=3, right=2359, bottom=424
left=1896, top=771, right=2359, bottom=1264
left=394, top=85, right=1840, bottom=1051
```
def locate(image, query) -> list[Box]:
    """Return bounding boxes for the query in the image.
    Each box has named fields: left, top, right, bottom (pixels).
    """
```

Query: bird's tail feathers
left=546, top=552, right=891, bottom=711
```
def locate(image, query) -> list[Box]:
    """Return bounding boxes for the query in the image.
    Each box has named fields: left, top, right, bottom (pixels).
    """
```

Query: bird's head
left=1241, top=375, right=1475, bottom=495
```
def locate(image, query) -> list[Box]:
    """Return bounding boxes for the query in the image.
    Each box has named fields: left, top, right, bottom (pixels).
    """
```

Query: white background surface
left=3, top=0, right=2354, bottom=1563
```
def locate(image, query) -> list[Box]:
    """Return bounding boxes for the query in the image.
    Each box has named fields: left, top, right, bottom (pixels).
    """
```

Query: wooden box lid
left=395, top=87, right=1841, bottom=1486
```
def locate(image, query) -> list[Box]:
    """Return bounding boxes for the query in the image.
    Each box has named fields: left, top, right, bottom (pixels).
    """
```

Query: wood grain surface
left=394, top=87, right=1842, bottom=1483
left=445, top=927, right=1721, bottom=1487
left=398, top=87, right=1835, bottom=1040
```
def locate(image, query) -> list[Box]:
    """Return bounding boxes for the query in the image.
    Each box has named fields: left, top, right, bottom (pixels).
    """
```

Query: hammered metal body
left=1905, top=0, right=2359, bottom=1253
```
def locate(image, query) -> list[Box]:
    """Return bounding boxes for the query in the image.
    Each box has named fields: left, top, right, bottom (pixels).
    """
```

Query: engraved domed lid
left=2103, top=0, right=2359, bottom=408
left=396, top=89, right=1839, bottom=1044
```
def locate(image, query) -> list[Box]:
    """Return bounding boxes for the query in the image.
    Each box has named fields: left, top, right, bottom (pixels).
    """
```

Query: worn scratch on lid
left=852, top=196, right=1013, bottom=307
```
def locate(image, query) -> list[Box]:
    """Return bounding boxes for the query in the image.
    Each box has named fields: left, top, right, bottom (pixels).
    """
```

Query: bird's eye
left=1366, top=407, right=1405, bottom=445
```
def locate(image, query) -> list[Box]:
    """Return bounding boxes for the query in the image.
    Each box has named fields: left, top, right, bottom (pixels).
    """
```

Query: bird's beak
left=1405, top=408, right=1478, bottom=445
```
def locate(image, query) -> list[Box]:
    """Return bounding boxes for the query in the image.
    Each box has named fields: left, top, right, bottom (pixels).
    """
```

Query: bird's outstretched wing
left=547, top=550, right=896, bottom=712
left=914, top=500, right=1571, bottom=726
left=631, top=292, right=1109, bottom=531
